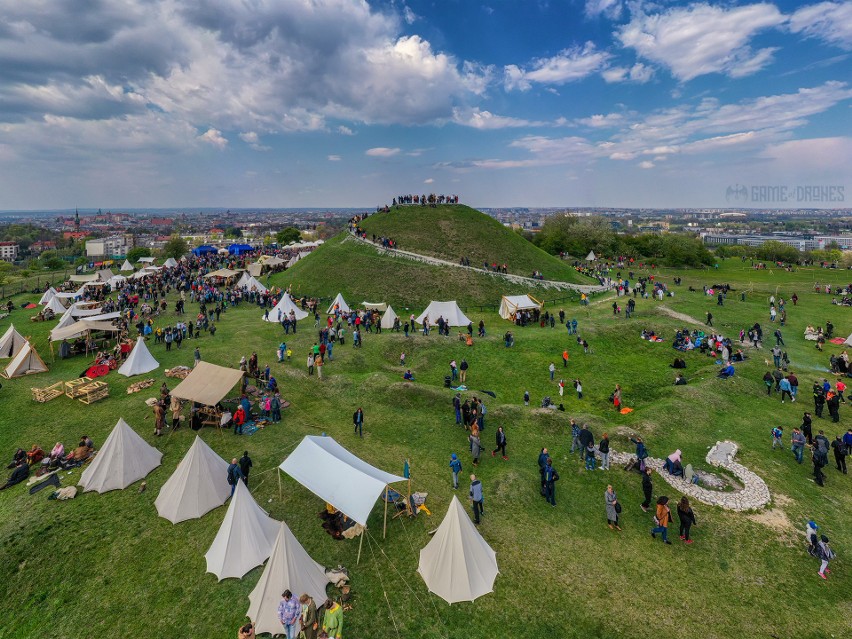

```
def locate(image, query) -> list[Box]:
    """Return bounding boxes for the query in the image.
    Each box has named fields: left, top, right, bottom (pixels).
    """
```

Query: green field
left=0, top=245, right=851, bottom=639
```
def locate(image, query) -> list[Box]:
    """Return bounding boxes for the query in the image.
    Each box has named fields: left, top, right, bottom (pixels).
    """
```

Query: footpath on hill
left=345, top=233, right=612, bottom=294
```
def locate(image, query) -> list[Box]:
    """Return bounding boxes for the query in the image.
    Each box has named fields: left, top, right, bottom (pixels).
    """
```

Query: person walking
left=321, top=598, right=343, bottom=639
left=469, top=428, right=482, bottom=467
left=677, top=496, right=697, bottom=544
left=459, top=358, right=468, bottom=383
left=599, top=433, right=611, bottom=470
left=492, top=426, right=508, bottom=460
left=469, top=474, right=484, bottom=524
left=612, top=384, right=622, bottom=411
left=827, top=391, right=841, bottom=422
left=706, top=312, right=713, bottom=327
left=831, top=435, right=848, bottom=473
left=543, top=458, right=558, bottom=507
left=538, top=447, right=549, bottom=496
left=239, top=451, right=253, bottom=487
left=277, top=590, right=301, bottom=639
left=640, top=467, right=653, bottom=512
left=307, top=352, right=314, bottom=376
left=299, top=594, right=318, bottom=639
left=816, top=535, right=835, bottom=580
left=605, top=485, right=621, bottom=530
left=574, top=379, right=583, bottom=399
left=548, top=362, right=556, bottom=381
left=450, top=359, right=458, bottom=381
left=651, top=496, right=672, bottom=544
left=779, top=376, right=793, bottom=403
left=570, top=419, right=582, bottom=455
left=194, top=346, right=201, bottom=367
left=791, top=428, right=806, bottom=464
left=449, top=454, right=462, bottom=489
left=227, top=458, right=244, bottom=497
left=353, top=407, right=364, bottom=437
left=562, top=349, right=569, bottom=367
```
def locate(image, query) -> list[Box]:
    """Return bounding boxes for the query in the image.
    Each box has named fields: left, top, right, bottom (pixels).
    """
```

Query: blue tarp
left=192, top=245, right=217, bottom=256
left=228, top=243, right=254, bottom=255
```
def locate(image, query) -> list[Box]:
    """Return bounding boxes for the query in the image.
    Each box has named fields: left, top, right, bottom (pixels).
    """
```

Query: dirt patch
left=747, top=495, right=797, bottom=544
left=658, top=305, right=704, bottom=326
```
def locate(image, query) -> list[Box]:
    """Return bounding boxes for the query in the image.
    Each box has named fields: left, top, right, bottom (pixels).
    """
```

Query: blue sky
left=0, top=0, right=850, bottom=209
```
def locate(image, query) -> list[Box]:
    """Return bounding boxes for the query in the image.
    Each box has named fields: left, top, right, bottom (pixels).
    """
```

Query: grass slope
left=273, top=234, right=581, bottom=308
left=357, top=204, right=590, bottom=284
left=0, top=259, right=850, bottom=639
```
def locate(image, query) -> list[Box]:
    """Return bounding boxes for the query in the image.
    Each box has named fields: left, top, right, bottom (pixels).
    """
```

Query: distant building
left=86, top=235, right=133, bottom=259
left=0, top=242, right=19, bottom=262
left=29, top=240, right=57, bottom=255
left=63, top=231, right=91, bottom=240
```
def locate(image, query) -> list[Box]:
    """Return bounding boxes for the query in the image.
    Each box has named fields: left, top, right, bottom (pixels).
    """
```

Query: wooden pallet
left=65, top=377, right=94, bottom=398
left=31, top=381, right=64, bottom=403
left=77, top=381, right=109, bottom=404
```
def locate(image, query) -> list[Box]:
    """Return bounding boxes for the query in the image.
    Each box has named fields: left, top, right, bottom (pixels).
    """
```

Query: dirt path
left=658, top=304, right=705, bottom=326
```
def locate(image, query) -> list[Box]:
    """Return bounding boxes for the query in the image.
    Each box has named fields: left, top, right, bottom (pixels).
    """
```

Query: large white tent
left=120, top=259, right=134, bottom=271
left=155, top=436, right=231, bottom=524
left=163, top=257, right=178, bottom=268
left=205, top=480, right=279, bottom=581
left=117, top=338, right=160, bottom=377
left=586, top=250, right=597, bottom=261
left=279, top=435, right=406, bottom=527
left=417, top=495, right=499, bottom=604
left=362, top=301, right=387, bottom=312
left=264, top=293, right=308, bottom=322
left=498, top=294, right=542, bottom=320
left=237, top=272, right=268, bottom=293
left=38, top=287, right=57, bottom=305
left=415, top=301, right=471, bottom=327
left=1, top=341, right=48, bottom=379
left=380, top=305, right=398, bottom=330
left=45, top=295, right=69, bottom=315
left=78, top=418, right=162, bottom=493
left=326, top=293, right=350, bottom=314
left=0, top=324, right=27, bottom=358
left=246, top=521, right=331, bottom=636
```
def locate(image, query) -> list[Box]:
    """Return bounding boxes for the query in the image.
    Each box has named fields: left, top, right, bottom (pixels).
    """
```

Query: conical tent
left=586, top=250, right=597, bottom=261
left=117, top=338, right=160, bottom=377
left=246, top=521, right=331, bottom=635
left=1, top=341, right=48, bottom=378
left=0, top=324, right=27, bottom=358
left=78, top=418, right=162, bottom=493
left=844, top=333, right=852, bottom=346
left=326, top=293, right=350, bottom=314
left=155, top=436, right=231, bottom=524
left=205, top=480, right=279, bottom=581
left=380, top=305, right=398, bottom=330
left=163, top=257, right=178, bottom=268
left=120, top=259, right=134, bottom=271
left=38, top=287, right=57, bottom=305
left=45, top=295, right=68, bottom=314
left=238, top=273, right=267, bottom=293
left=264, top=293, right=308, bottom=322
left=415, top=301, right=471, bottom=327
left=417, top=495, right=499, bottom=604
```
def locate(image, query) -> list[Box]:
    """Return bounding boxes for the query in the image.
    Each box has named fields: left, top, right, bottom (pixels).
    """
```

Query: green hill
left=272, top=233, right=584, bottom=308
left=356, top=204, right=591, bottom=284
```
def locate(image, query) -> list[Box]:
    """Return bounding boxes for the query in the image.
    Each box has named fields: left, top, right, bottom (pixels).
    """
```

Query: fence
left=0, top=269, right=71, bottom=300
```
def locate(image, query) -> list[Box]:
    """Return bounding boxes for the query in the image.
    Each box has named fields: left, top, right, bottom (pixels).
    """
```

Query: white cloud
left=452, top=107, right=542, bottom=129
left=602, top=63, right=654, bottom=83
left=759, top=136, right=852, bottom=171
left=198, top=128, right=227, bottom=149
left=365, top=147, right=401, bottom=157
left=328, top=154, right=342, bottom=161
left=789, top=2, right=852, bottom=51
left=585, top=0, right=624, bottom=19
left=576, top=113, right=624, bottom=128
left=403, top=6, right=417, bottom=25
left=618, top=3, right=786, bottom=81
left=337, top=125, right=354, bottom=136
left=638, top=160, right=655, bottom=169
left=424, top=178, right=434, bottom=184
left=239, top=131, right=270, bottom=151
left=504, top=42, right=610, bottom=90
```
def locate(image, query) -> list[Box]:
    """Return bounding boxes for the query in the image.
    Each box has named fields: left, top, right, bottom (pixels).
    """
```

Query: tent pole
left=277, top=468, right=282, bottom=501
left=383, top=485, right=389, bottom=539
left=357, top=527, right=365, bottom=565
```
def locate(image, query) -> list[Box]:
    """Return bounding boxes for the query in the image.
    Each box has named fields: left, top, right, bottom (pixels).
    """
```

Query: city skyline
left=0, top=0, right=850, bottom=209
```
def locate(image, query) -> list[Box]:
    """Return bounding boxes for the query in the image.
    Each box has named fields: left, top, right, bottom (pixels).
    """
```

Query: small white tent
left=417, top=495, right=499, bottom=604
left=117, top=338, right=160, bottom=377
left=415, top=301, right=471, bottom=327
left=78, top=418, right=162, bottom=493
left=163, top=257, right=178, bottom=268
left=0, top=324, right=27, bottom=358
left=237, top=272, right=268, bottom=293
left=45, top=295, right=69, bottom=315
left=844, top=333, right=852, bottom=347
left=498, top=294, right=542, bottom=320
left=155, top=436, right=231, bottom=524
left=246, top=521, right=331, bottom=636
left=326, top=293, right=351, bottom=314
left=120, top=259, right=134, bottom=272
left=264, top=293, right=308, bottom=322
left=1, top=341, right=48, bottom=378
left=380, top=305, right=398, bottom=330
left=205, top=480, right=279, bottom=581
left=586, top=250, right=597, bottom=261
left=38, top=287, right=57, bottom=305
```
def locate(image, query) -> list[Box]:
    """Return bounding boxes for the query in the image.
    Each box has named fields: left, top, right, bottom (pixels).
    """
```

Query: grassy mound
left=356, top=204, right=591, bottom=284
left=272, top=234, right=582, bottom=307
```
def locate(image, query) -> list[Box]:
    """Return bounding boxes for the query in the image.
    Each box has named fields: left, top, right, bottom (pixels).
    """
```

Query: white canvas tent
left=586, top=250, right=597, bottom=261
left=154, top=436, right=231, bottom=524
left=78, top=418, right=162, bottom=493
left=163, top=257, right=178, bottom=268
left=1, top=341, right=48, bottom=378
left=170, top=362, right=244, bottom=407
left=237, top=272, right=268, bottom=293
left=327, top=293, right=350, bottom=314
left=45, top=295, right=68, bottom=315
left=38, top=287, right=57, bottom=305
left=415, top=301, right=471, bottom=327
left=137, top=256, right=155, bottom=264
left=120, top=259, right=134, bottom=271
left=205, top=480, right=279, bottom=581
left=363, top=301, right=387, bottom=312
left=417, top=495, right=499, bottom=604
left=246, top=521, right=331, bottom=636
left=96, top=269, right=115, bottom=282
left=380, top=305, right=398, bottom=330
left=0, top=324, right=27, bottom=358
left=844, top=333, right=852, bottom=347
left=117, top=338, right=160, bottom=377
left=498, top=294, right=542, bottom=320
left=264, top=293, right=308, bottom=322
left=106, top=275, right=126, bottom=289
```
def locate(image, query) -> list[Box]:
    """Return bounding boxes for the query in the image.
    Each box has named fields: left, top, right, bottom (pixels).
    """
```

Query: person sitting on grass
left=0, top=460, right=29, bottom=490
left=664, top=450, right=684, bottom=477
left=403, top=369, right=415, bottom=381
left=717, top=363, right=735, bottom=379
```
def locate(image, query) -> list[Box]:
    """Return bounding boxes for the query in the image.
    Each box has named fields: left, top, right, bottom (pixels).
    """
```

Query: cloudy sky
left=0, top=0, right=850, bottom=209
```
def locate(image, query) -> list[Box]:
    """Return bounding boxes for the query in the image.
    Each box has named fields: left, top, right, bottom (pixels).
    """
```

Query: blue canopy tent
left=228, top=243, right=254, bottom=256
left=192, top=245, right=218, bottom=256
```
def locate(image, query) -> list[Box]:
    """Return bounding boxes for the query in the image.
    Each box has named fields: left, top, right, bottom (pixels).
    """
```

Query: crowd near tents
left=498, top=294, right=542, bottom=320
left=415, top=301, right=471, bottom=327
